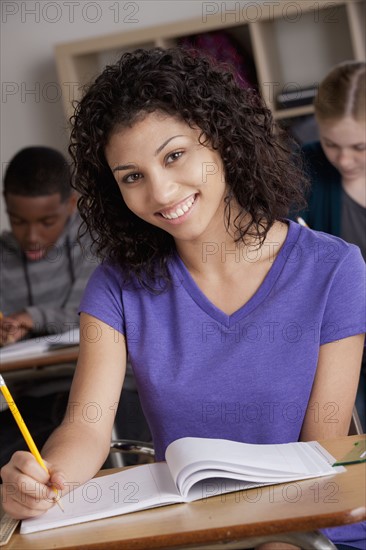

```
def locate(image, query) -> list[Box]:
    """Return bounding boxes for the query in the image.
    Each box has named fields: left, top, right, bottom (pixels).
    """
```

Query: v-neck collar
left=170, top=220, right=300, bottom=327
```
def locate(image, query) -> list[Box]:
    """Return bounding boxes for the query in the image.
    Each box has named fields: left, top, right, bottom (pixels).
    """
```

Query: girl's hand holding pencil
left=0, top=374, right=65, bottom=518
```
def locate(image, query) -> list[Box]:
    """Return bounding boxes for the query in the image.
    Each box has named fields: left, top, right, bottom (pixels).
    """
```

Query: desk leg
left=237, top=531, right=337, bottom=550
left=108, top=425, right=125, bottom=468
left=183, top=530, right=337, bottom=549
left=285, top=530, right=337, bottom=549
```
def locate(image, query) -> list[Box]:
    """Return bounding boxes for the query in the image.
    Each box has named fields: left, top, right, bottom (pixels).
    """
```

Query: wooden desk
left=0, top=346, right=79, bottom=373
left=3, top=435, right=365, bottom=550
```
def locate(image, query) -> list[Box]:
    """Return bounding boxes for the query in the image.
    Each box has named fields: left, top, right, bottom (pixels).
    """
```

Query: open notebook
left=0, top=328, right=79, bottom=362
left=21, top=436, right=342, bottom=534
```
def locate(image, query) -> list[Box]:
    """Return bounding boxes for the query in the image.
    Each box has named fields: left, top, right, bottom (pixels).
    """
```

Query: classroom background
left=0, top=0, right=205, bottom=230
left=1, top=0, right=365, bottom=232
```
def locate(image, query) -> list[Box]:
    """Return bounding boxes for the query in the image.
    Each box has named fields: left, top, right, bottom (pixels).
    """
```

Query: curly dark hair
left=69, top=47, right=307, bottom=289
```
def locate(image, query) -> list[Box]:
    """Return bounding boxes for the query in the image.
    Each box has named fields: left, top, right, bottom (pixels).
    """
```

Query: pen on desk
left=0, top=374, right=64, bottom=512
left=296, top=217, right=309, bottom=228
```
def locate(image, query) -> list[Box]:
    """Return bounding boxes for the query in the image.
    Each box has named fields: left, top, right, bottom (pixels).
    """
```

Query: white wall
left=0, top=0, right=211, bottom=230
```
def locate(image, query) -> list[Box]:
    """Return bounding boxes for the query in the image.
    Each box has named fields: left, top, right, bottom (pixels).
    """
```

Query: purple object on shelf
left=179, top=31, right=254, bottom=89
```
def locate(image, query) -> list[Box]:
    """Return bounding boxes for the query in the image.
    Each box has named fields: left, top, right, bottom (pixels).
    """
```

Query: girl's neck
left=175, top=219, right=288, bottom=279
left=342, top=177, right=366, bottom=208
left=174, top=220, right=289, bottom=316
left=176, top=231, right=244, bottom=279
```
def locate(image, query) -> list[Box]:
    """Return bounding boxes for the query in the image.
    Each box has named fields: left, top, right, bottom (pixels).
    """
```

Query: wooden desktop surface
left=2, top=435, right=365, bottom=550
left=0, top=346, right=79, bottom=373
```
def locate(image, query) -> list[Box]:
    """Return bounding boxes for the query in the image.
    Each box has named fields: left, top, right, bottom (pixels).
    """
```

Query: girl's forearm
left=41, top=421, right=111, bottom=489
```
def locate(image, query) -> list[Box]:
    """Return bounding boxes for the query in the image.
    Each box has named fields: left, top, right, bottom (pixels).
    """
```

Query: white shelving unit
left=54, top=0, right=366, bottom=122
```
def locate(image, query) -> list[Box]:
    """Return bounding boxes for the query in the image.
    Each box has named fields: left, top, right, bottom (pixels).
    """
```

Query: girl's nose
left=147, top=172, right=179, bottom=207
left=337, top=149, right=353, bottom=169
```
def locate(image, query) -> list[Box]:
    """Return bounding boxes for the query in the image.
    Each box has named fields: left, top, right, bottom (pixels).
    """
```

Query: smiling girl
left=2, top=48, right=365, bottom=550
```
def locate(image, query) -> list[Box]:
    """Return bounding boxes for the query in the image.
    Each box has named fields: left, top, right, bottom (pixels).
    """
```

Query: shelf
left=54, top=0, right=366, bottom=121
left=274, top=105, right=315, bottom=121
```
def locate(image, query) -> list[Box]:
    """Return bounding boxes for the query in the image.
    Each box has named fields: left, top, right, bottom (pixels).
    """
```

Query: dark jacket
left=299, top=141, right=342, bottom=236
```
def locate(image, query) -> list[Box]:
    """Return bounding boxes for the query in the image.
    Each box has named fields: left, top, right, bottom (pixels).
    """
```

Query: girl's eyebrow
left=112, top=135, right=184, bottom=173
left=154, top=135, right=183, bottom=156
left=112, top=163, right=136, bottom=174
left=323, top=137, right=365, bottom=147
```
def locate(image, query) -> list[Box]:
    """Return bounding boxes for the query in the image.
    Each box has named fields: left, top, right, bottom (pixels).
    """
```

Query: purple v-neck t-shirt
left=80, top=220, right=366, bottom=548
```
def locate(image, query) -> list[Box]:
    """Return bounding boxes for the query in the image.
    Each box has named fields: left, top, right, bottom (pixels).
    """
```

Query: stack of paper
left=0, top=328, right=80, bottom=362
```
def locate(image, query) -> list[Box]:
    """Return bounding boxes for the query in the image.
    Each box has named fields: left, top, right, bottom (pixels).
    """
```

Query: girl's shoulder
left=287, top=219, right=364, bottom=273
left=86, top=257, right=176, bottom=294
left=86, top=260, right=136, bottom=291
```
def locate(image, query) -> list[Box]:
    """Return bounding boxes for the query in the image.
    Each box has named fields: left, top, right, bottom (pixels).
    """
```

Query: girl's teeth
left=162, top=196, right=195, bottom=219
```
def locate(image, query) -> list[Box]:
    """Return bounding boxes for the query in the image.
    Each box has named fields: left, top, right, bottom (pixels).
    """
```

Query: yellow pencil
left=0, top=374, right=64, bottom=512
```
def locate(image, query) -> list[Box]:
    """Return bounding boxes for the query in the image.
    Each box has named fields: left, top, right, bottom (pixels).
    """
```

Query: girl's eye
left=166, top=151, right=183, bottom=164
left=354, top=144, right=366, bottom=152
left=324, top=142, right=336, bottom=148
left=123, top=173, right=142, bottom=184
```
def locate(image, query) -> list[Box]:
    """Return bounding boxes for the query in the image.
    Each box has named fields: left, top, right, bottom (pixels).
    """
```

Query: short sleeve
left=79, top=263, right=126, bottom=335
left=320, top=244, right=366, bottom=345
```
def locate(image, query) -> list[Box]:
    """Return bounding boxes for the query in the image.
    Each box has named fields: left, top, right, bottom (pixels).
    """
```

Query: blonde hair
left=314, top=61, right=366, bottom=121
